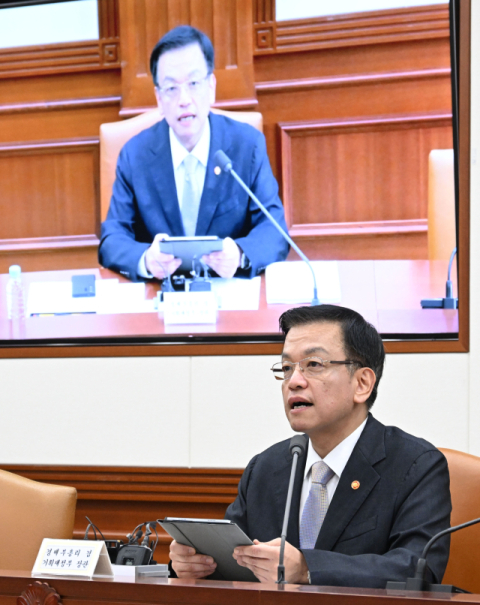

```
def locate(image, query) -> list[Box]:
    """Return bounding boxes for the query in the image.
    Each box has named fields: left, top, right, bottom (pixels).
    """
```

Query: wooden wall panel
left=279, top=113, right=452, bottom=259
left=2, top=465, right=242, bottom=564
left=253, top=2, right=449, bottom=54
left=0, top=140, right=99, bottom=240
left=118, top=0, right=256, bottom=115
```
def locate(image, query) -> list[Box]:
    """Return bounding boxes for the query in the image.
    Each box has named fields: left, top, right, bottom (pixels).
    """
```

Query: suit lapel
left=316, top=415, right=386, bottom=551
left=195, top=113, right=227, bottom=235
left=149, top=120, right=185, bottom=236
left=272, top=439, right=307, bottom=548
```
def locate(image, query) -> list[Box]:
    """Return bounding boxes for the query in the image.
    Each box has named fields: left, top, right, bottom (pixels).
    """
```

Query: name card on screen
left=32, top=538, right=113, bottom=579
left=163, top=291, right=217, bottom=324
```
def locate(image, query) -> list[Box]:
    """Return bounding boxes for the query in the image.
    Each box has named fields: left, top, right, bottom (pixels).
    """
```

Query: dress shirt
left=299, top=418, right=368, bottom=526
left=137, top=121, right=211, bottom=278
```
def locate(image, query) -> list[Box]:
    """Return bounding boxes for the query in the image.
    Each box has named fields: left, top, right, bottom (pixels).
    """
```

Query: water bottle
left=6, top=265, right=26, bottom=322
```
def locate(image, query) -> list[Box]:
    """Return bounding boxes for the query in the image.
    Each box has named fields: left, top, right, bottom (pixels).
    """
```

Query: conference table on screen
left=1, top=571, right=479, bottom=605
left=0, top=260, right=458, bottom=341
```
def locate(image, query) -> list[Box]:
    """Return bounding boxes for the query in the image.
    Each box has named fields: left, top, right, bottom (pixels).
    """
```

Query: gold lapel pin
left=351, top=480, right=360, bottom=490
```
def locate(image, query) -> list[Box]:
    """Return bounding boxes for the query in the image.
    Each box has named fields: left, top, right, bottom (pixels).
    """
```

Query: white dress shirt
left=137, top=122, right=211, bottom=278
left=299, top=418, right=368, bottom=526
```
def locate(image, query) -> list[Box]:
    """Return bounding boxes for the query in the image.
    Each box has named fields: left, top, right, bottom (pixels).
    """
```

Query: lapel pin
left=214, top=166, right=221, bottom=176
left=351, top=480, right=360, bottom=490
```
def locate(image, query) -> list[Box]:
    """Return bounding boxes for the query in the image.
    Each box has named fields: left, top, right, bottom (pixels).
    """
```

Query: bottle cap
left=8, top=265, right=21, bottom=279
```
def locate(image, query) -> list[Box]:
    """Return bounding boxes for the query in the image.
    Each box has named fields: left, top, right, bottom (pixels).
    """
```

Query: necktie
left=299, top=461, right=334, bottom=549
left=181, top=154, right=200, bottom=236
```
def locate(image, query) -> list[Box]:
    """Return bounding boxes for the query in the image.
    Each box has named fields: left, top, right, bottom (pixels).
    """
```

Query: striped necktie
left=299, top=461, right=334, bottom=549
left=181, top=154, right=200, bottom=236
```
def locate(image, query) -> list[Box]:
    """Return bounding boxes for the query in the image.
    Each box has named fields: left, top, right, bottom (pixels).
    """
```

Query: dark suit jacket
left=98, top=113, right=289, bottom=281
left=225, top=415, right=451, bottom=588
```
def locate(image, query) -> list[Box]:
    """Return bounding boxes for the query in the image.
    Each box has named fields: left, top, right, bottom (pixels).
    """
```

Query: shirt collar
left=169, top=118, right=211, bottom=170
left=303, top=418, right=368, bottom=481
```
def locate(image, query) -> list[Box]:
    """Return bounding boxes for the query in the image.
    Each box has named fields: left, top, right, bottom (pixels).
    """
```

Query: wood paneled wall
left=3, top=464, right=241, bottom=564
left=254, top=1, right=453, bottom=259
left=0, top=0, right=121, bottom=273
left=0, top=0, right=453, bottom=267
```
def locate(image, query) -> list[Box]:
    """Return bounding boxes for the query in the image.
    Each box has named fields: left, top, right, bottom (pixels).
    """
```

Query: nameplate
left=32, top=538, right=113, bottom=579
left=163, top=292, right=217, bottom=324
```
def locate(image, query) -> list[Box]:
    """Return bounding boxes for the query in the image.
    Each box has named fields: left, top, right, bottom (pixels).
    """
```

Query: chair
left=438, top=448, right=480, bottom=593
left=427, top=150, right=456, bottom=260
left=100, top=107, right=263, bottom=222
left=0, top=469, right=77, bottom=571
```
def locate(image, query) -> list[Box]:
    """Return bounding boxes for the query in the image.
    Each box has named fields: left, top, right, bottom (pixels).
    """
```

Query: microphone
left=214, top=150, right=320, bottom=306
left=421, top=247, right=458, bottom=309
left=277, top=434, right=308, bottom=584
left=386, top=516, right=480, bottom=593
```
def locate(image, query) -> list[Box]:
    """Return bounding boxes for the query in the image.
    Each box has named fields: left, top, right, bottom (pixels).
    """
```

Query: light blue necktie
left=181, top=154, right=200, bottom=236
left=299, top=461, right=334, bottom=549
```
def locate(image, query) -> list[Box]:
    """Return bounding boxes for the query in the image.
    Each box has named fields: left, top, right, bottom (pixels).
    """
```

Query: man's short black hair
left=150, top=25, right=215, bottom=87
left=279, top=305, right=385, bottom=409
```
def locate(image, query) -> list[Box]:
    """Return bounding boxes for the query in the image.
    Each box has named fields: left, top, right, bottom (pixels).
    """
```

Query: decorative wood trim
left=278, top=111, right=452, bottom=135
left=0, top=137, right=99, bottom=155
left=98, top=0, right=119, bottom=40
left=253, top=3, right=449, bottom=54
left=256, top=68, right=451, bottom=94
left=3, top=465, right=243, bottom=504
left=0, top=97, right=121, bottom=116
left=0, top=235, right=99, bottom=253
left=0, top=342, right=284, bottom=358
left=18, top=582, right=61, bottom=605
left=290, top=219, right=427, bottom=239
left=0, top=39, right=120, bottom=79
left=0, top=338, right=467, bottom=357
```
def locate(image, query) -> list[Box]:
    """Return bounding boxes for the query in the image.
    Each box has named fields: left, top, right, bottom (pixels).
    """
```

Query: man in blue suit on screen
left=98, top=25, right=289, bottom=282
left=169, top=305, right=451, bottom=587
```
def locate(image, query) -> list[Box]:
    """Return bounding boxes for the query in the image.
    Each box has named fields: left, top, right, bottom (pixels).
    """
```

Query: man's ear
left=154, top=87, right=164, bottom=111
left=209, top=73, right=216, bottom=105
left=353, top=367, right=376, bottom=404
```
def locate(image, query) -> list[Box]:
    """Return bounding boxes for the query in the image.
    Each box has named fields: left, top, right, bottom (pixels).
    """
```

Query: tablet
left=158, top=517, right=257, bottom=582
left=159, top=237, right=223, bottom=273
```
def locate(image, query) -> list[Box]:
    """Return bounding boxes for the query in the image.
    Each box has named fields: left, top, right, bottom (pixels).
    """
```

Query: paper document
left=210, top=276, right=261, bottom=310
left=27, top=280, right=155, bottom=316
left=265, top=261, right=341, bottom=304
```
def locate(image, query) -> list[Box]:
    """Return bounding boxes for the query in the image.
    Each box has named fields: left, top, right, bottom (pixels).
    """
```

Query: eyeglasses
left=157, top=73, right=211, bottom=101
left=270, top=357, right=360, bottom=381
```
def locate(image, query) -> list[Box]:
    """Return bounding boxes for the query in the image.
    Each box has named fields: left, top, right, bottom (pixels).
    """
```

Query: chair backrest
left=428, top=150, right=456, bottom=260
left=0, top=469, right=77, bottom=571
left=438, top=448, right=480, bottom=593
left=99, top=107, right=264, bottom=222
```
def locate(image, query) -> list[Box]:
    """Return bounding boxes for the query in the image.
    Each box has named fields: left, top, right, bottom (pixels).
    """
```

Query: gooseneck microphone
left=386, top=515, right=480, bottom=593
left=421, top=247, right=458, bottom=309
left=277, top=434, right=308, bottom=584
left=214, top=150, right=320, bottom=306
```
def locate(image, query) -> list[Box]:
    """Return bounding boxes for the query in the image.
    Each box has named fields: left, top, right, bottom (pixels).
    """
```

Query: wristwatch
left=240, top=252, right=251, bottom=270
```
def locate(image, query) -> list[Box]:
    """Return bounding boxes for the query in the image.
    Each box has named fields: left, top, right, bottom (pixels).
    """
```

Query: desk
left=0, top=260, right=458, bottom=344
left=0, top=571, right=478, bottom=605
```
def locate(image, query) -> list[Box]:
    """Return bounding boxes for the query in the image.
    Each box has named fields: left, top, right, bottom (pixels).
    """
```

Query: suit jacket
left=225, top=415, right=451, bottom=588
left=98, top=113, right=289, bottom=281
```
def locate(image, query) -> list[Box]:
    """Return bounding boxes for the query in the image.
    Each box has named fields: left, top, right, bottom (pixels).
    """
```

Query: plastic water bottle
left=6, top=265, right=26, bottom=322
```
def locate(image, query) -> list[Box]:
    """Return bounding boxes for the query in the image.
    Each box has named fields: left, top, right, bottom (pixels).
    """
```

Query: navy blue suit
left=98, top=113, right=289, bottom=281
left=225, top=415, right=451, bottom=588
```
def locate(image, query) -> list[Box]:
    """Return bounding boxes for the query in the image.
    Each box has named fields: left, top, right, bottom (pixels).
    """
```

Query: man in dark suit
left=98, top=25, right=289, bottom=282
left=169, top=305, right=451, bottom=587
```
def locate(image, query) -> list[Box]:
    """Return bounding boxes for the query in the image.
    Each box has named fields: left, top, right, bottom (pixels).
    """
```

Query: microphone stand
left=214, top=150, right=320, bottom=306
left=386, top=516, right=480, bottom=593
left=277, top=435, right=307, bottom=584
left=421, top=247, right=458, bottom=309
